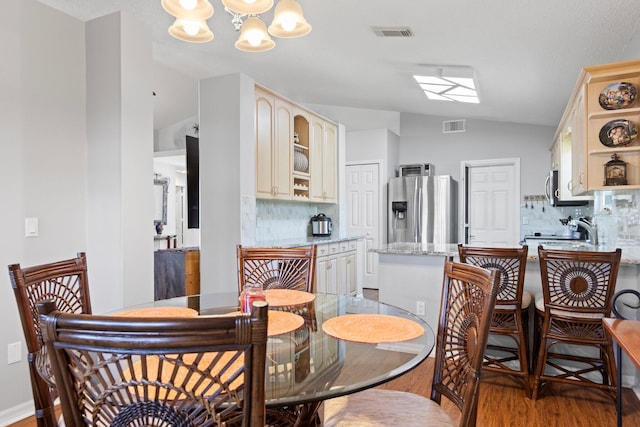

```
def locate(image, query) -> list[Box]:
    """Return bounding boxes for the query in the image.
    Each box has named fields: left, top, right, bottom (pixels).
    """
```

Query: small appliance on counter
left=310, top=213, right=333, bottom=236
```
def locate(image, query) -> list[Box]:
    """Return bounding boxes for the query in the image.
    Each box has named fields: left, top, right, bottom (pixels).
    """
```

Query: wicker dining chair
left=323, top=261, right=500, bottom=427
left=458, top=244, right=532, bottom=397
left=236, top=245, right=317, bottom=293
left=8, top=252, right=92, bottom=427
left=532, top=247, right=622, bottom=400
left=38, top=299, right=269, bottom=427
left=237, top=244, right=317, bottom=330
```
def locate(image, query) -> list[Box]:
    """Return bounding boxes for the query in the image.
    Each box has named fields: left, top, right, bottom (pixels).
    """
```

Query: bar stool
left=458, top=244, right=532, bottom=397
left=532, top=246, right=622, bottom=400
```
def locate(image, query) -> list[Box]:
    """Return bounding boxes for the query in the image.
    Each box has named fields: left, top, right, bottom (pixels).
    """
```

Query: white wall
left=0, top=0, right=87, bottom=420
left=0, top=3, right=155, bottom=423
left=399, top=113, right=555, bottom=196
left=199, top=73, right=256, bottom=294
left=85, top=12, right=154, bottom=313
left=305, top=103, right=401, bottom=135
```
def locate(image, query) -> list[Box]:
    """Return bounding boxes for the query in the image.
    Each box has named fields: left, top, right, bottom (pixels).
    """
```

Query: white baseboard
left=0, top=400, right=33, bottom=427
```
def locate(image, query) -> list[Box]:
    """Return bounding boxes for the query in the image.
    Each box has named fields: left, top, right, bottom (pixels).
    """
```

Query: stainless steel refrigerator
left=388, top=175, right=458, bottom=244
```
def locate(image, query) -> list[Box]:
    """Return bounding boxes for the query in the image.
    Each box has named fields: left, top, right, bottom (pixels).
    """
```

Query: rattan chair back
left=236, top=245, right=317, bottom=293
left=8, top=252, right=92, bottom=427
left=431, top=261, right=500, bottom=426
left=458, top=244, right=531, bottom=396
left=38, top=299, right=268, bottom=427
left=532, top=247, right=622, bottom=399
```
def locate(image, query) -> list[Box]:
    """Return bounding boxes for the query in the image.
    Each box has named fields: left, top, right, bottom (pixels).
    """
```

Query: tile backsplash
left=520, top=201, right=592, bottom=241
left=520, top=189, right=640, bottom=247
left=254, top=200, right=339, bottom=242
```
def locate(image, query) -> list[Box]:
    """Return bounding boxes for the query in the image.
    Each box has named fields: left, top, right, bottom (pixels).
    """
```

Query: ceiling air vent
left=372, top=26, right=414, bottom=37
left=443, top=119, right=466, bottom=133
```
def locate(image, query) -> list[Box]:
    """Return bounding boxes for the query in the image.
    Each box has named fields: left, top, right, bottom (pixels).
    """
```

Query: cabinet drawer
left=328, top=243, right=340, bottom=255
left=316, top=243, right=331, bottom=257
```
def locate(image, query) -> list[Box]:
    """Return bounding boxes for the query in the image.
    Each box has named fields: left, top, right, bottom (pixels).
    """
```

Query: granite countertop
left=371, top=242, right=640, bottom=265
left=251, top=234, right=363, bottom=249
left=371, top=242, right=460, bottom=257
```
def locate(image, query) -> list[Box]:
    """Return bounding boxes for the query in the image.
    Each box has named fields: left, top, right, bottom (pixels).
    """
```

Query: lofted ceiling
left=38, top=0, right=640, bottom=131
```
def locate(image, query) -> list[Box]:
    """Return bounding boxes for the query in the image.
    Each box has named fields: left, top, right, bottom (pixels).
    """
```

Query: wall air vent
left=443, top=119, right=466, bottom=133
left=372, top=26, right=414, bottom=37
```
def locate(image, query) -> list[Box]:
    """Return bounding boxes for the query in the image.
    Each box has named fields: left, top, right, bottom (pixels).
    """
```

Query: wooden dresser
left=154, top=247, right=200, bottom=300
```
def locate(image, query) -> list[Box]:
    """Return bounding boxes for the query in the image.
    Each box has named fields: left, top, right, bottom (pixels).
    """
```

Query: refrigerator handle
left=415, top=181, right=421, bottom=242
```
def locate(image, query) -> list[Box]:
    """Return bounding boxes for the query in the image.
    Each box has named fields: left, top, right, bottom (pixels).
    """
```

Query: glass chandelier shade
left=221, top=0, right=274, bottom=15
left=161, top=0, right=214, bottom=20
left=169, top=18, right=214, bottom=42
left=235, top=16, right=275, bottom=52
left=268, top=0, right=311, bottom=38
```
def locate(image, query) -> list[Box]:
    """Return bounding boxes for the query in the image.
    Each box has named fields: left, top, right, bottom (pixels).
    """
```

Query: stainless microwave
left=545, top=170, right=589, bottom=207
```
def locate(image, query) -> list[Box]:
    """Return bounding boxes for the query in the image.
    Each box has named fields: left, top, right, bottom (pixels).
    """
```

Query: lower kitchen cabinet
left=315, top=240, right=358, bottom=295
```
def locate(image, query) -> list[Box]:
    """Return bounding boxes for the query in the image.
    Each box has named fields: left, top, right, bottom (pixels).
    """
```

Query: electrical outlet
left=8, top=342, right=21, bottom=365
left=416, top=301, right=426, bottom=316
left=522, top=216, right=529, bottom=225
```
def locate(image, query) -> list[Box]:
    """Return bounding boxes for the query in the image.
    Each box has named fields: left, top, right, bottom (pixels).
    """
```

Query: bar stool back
left=532, top=247, right=622, bottom=399
left=458, top=244, right=531, bottom=397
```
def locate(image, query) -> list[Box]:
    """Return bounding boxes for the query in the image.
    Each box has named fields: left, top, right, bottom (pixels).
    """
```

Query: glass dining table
left=116, top=292, right=435, bottom=426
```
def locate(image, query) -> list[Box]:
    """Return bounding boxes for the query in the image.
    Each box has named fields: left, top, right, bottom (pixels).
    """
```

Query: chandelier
left=161, top=0, right=311, bottom=52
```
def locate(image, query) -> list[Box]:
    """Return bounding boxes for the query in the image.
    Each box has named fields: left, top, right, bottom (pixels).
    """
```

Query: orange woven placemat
left=269, top=310, right=305, bottom=336
left=113, top=306, right=199, bottom=318
left=322, top=314, right=424, bottom=343
left=224, top=310, right=305, bottom=336
left=264, top=289, right=316, bottom=307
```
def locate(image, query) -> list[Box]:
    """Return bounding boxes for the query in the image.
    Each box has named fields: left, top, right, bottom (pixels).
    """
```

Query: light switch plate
left=25, top=218, right=38, bottom=237
left=8, top=342, right=21, bottom=364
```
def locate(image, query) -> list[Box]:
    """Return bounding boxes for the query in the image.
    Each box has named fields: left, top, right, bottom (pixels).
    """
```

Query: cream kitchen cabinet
left=309, top=116, right=337, bottom=203
left=550, top=83, right=592, bottom=203
left=315, top=240, right=358, bottom=295
left=255, top=85, right=337, bottom=202
left=560, top=59, right=640, bottom=194
left=255, top=87, right=292, bottom=199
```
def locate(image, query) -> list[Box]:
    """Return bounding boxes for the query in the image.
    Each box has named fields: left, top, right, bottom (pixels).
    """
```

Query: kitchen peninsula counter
left=373, top=241, right=640, bottom=332
left=372, top=242, right=640, bottom=264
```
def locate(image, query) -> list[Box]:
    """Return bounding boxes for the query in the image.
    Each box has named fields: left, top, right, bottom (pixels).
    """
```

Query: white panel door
left=346, top=163, right=380, bottom=289
left=468, top=163, right=518, bottom=245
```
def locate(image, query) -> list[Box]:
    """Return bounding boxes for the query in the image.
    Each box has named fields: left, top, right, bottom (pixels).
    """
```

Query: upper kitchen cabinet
left=256, top=87, right=292, bottom=199
left=292, top=109, right=311, bottom=200
left=255, top=84, right=337, bottom=203
left=310, top=115, right=337, bottom=203
left=551, top=82, right=591, bottom=203
left=565, top=59, right=640, bottom=194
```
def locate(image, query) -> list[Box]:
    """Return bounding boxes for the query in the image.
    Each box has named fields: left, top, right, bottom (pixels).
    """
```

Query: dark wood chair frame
left=236, top=245, right=317, bottom=293
left=458, top=244, right=531, bottom=397
left=8, top=252, right=92, bottom=427
left=532, top=247, right=622, bottom=400
left=38, top=299, right=269, bottom=427
left=237, top=245, right=317, bottom=330
left=431, top=261, right=500, bottom=426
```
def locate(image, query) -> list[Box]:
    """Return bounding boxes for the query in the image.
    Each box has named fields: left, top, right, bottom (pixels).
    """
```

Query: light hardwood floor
left=11, top=361, right=640, bottom=426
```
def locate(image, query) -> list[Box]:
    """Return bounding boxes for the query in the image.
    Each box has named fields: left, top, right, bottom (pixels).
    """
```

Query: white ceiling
left=38, top=0, right=640, bottom=131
